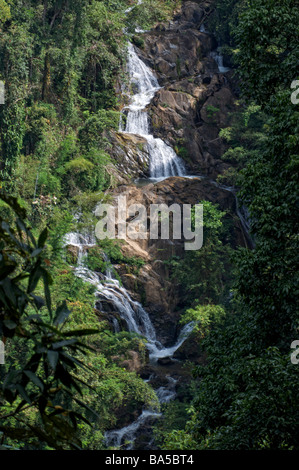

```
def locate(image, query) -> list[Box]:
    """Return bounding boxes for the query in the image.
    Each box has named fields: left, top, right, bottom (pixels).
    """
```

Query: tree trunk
left=42, top=51, right=51, bottom=101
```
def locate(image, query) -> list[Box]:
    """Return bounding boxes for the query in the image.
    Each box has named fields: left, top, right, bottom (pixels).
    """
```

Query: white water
left=105, top=376, right=178, bottom=449
left=156, top=376, right=178, bottom=404
left=199, top=21, right=229, bottom=73
left=64, top=233, right=194, bottom=363
left=125, top=0, right=143, bottom=14
left=120, top=43, right=186, bottom=178
left=64, top=232, right=194, bottom=449
left=210, top=49, right=230, bottom=74
left=105, top=410, right=162, bottom=450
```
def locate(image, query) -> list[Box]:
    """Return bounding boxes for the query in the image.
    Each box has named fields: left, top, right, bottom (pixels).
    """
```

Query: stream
left=63, top=230, right=194, bottom=449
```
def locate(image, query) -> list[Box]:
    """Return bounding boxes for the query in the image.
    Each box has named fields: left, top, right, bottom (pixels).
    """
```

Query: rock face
left=108, top=131, right=150, bottom=180
left=109, top=176, right=247, bottom=345
left=139, top=3, right=217, bottom=84
left=111, top=350, right=143, bottom=373
left=103, top=1, right=245, bottom=355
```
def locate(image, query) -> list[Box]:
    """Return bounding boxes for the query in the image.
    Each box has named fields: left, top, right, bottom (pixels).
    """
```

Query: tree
left=168, top=200, right=232, bottom=307
left=0, top=194, right=99, bottom=449
left=235, top=0, right=299, bottom=105
left=0, top=0, right=10, bottom=23
left=0, top=24, right=32, bottom=184
left=163, top=0, right=299, bottom=450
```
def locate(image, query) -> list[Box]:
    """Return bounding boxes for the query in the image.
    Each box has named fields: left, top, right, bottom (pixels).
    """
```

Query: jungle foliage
left=159, top=0, right=299, bottom=450
left=0, top=0, right=298, bottom=451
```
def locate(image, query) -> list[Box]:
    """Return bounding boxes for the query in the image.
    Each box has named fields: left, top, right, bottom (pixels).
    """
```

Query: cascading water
left=63, top=35, right=250, bottom=448
left=210, top=48, right=231, bottom=74
left=62, top=3, right=195, bottom=451
left=199, top=20, right=230, bottom=73
left=207, top=180, right=253, bottom=246
left=105, top=410, right=162, bottom=450
left=156, top=376, right=178, bottom=404
left=121, top=42, right=186, bottom=179
left=105, top=376, right=178, bottom=449
left=63, top=1, right=251, bottom=451
left=64, top=232, right=194, bottom=449
left=64, top=233, right=193, bottom=362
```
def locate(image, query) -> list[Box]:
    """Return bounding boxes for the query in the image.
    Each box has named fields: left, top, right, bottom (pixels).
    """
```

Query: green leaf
left=24, top=370, right=44, bottom=391
left=31, top=248, right=43, bottom=258
left=52, top=338, right=77, bottom=350
left=73, top=397, right=100, bottom=419
left=1, top=278, right=16, bottom=305
left=47, top=350, right=59, bottom=371
left=41, top=268, right=52, bottom=317
left=0, top=194, right=26, bottom=219
left=15, top=385, right=32, bottom=404
left=30, top=294, right=45, bottom=310
left=54, top=301, right=71, bottom=326
left=27, top=262, right=42, bottom=294
left=38, top=227, right=48, bottom=248
left=70, top=411, right=91, bottom=427
left=3, top=319, right=17, bottom=330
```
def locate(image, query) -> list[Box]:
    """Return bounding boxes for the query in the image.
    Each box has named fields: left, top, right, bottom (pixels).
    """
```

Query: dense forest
left=0, top=0, right=298, bottom=451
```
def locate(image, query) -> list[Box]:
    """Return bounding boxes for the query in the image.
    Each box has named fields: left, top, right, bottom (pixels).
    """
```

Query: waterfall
left=105, top=376, right=178, bottom=449
left=62, top=3, right=243, bottom=451
left=210, top=49, right=230, bottom=74
left=121, top=43, right=186, bottom=179
left=64, top=232, right=194, bottom=449
left=65, top=233, right=158, bottom=348
left=206, top=180, right=253, bottom=246
left=156, top=376, right=178, bottom=404
left=64, top=233, right=193, bottom=363
left=105, top=410, right=162, bottom=450
left=199, top=22, right=230, bottom=73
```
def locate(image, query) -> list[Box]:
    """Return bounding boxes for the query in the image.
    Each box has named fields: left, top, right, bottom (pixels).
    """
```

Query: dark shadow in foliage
left=0, top=193, right=100, bottom=450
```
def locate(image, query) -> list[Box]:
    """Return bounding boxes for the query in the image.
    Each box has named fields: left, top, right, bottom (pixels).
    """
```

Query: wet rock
left=157, top=356, right=175, bottom=366
left=120, top=351, right=143, bottom=373
left=181, top=1, right=204, bottom=24
left=109, top=131, right=150, bottom=180
left=173, top=331, right=201, bottom=361
left=108, top=176, right=243, bottom=343
left=148, top=73, right=237, bottom=178
left=109, top=1, right=238, bottom=180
